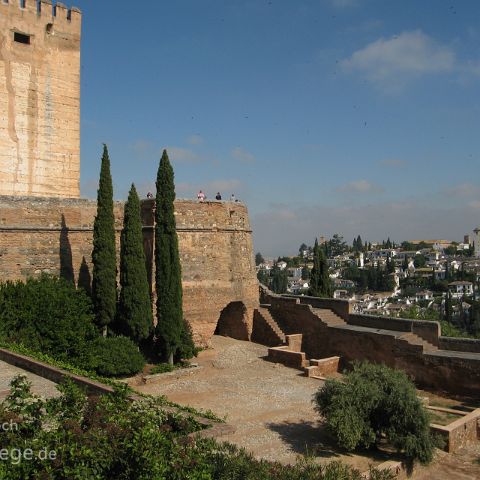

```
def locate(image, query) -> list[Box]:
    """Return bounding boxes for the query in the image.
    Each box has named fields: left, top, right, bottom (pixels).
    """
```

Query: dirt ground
left=132, top=336, right=401, bottom=471
left=131, top=336, right=480, bottom=478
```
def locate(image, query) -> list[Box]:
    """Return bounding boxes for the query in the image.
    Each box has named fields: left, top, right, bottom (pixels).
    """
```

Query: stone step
left=311, top=308, right=347, bottom=327
left=398, top=332, right=438, bottom=352
left=257, top=307, right=286, bottom=344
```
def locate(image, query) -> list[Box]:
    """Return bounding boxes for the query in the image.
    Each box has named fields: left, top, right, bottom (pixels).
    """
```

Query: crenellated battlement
left=0, top=0, right=81, bottom=33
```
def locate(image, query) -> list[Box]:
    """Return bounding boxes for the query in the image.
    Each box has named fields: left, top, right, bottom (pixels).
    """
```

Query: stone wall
left=262, top=290, right=480, bottom=396
left=0, top=196, right=259, bottom=345
left=439, top=336, right=480, bottom=353
left=348, top=313, right=441, bottom=346
left=0, top=1, right=81, bottom=198
left=430, top=409, right=480, bottom=453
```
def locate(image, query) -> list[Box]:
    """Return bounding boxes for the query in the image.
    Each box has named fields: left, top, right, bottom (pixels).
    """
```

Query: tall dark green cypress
left=155, top=150, right=184, bottom=364
left=117, top=184, right=153, bottom=344
left=92, top=145, right=117, bottom=335
left=309, top=238, right=332, bottom=298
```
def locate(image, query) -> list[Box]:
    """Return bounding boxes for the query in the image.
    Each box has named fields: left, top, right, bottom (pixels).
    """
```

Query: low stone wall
left=430, top=408, right=480, bottom=453
left=285, top=334, right=303, bottom=352
left=348, top=314, right=440, bottom=346
left=0, top=347, right=234, bottom=439
left=267, top=346, right=307, bottom=369
left=305, top=356, right=340, bottom=378
left=0, top=347, right=115, bottom=397
left=284, top=294, right=351, bottom=321
left=439, top=337, right=480, bottom=353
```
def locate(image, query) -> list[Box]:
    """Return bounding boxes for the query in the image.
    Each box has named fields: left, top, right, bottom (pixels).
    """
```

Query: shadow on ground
left=266, top=420, right=405, bottom=465
left=266, top=421, right=343, bottom=458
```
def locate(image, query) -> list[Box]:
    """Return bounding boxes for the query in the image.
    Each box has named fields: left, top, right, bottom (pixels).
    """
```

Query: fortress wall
left=262, top=288, right=480, bottom=395
left=0, top=1, right=81, bottom=197
left=0, top=196, right=258, bottom=345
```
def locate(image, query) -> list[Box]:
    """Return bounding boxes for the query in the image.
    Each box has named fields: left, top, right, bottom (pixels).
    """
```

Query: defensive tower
left=0, top=0, right=81, bottom=197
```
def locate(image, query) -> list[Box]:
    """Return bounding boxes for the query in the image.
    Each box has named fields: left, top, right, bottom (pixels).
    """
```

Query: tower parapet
left=0, top=0, right=82, bottom=197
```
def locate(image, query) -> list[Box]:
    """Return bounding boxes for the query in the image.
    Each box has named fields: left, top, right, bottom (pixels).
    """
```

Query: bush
left=176, top=319, right=200, bottom=361
left=83, top=336, right=145, bottom=377
left=150, top=363, right=175, bottom=374
left=0, top=275, right=97, bottom=362
left=314, top=361, right=435, bottom=464
left=0, top=375, right=396, bottom=480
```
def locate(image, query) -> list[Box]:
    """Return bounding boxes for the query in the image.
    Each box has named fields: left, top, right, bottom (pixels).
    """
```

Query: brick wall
left=0, top=196, right=259, bottom=345
left=263, top=290, right=480, bottom=396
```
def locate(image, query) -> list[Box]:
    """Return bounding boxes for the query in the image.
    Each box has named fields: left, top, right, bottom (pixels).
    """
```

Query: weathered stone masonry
left=0, top=196, right=259, bottom=345
left=0, top=0, right=81, bottom=197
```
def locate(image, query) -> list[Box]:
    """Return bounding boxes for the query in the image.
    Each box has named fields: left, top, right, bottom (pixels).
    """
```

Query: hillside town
left=257, top=231, right=480, bottom=337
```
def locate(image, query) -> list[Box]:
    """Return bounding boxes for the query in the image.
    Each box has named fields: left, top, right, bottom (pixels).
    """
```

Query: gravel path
left=132, top=336, right=391, bottom=469
left=0, top=360, right=60, bottom=400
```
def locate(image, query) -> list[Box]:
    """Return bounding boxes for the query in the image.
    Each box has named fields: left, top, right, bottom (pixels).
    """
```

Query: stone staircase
left=260, top=304, right=441, bottom=369
left=253, top=305, right=286, bottom=346
left=397, top=332, right=438, bottom=353
left=310, top=308, right=347, bottom=327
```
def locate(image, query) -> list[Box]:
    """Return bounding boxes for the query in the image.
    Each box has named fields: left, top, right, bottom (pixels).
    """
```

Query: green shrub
left=0, top=275, right=97, bottom=362
left=0, top=375, right=396, bottom=480
left=83, top=336, right=145, bottom=377
left=150, top=363, right=175, bottom=374
left=314, top=361, right=435, bottom=464
left=176, top=318, right=200, bottom=361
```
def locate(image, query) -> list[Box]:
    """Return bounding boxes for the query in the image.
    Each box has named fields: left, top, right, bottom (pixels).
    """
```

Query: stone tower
left=474, top=227, right=480, bottom=258
left=0, top=0, right=81, bottom=198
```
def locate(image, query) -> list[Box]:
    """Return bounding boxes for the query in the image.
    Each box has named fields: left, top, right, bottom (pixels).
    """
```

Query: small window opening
left=14, top=32, right=31, bottom=45
left=46, top=23, right=53, bottom=34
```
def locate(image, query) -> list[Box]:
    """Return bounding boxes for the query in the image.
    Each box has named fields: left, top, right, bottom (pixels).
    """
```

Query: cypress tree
left=309, top=238, right=332, bottom=298
left=445, top=291, right=453, bottom=323
left=117, top=184, right=153, bottom=344
left=155, top=150, right=185, bottom=364
left=271, top=263, right=288, bottom=294
left=92, top=145, right=117, bottom=335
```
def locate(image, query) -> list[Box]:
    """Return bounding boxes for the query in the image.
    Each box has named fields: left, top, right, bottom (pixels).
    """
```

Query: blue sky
left=74, top=0, right=480, bottom=256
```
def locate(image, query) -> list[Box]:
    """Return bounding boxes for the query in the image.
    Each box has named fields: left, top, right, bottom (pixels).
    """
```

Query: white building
left=448, top=281, right=474, bottom=299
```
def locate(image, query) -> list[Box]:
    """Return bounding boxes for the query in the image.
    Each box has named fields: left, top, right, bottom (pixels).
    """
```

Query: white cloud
left=379, top=159, right=407, bottom=168
left=341, top=30, right=455, bottom=91
left=129, top=139, right=156, bottom=158
left=232, top=146, right=255, bottom=164
left=166, top=146, right=199, bottom=163
left=336, top=179, right=384, bottom=194
left=187, top=134, right=204, bottom=145
left=446, top=183, right=480, bottom=197
left=252, top=201, right=480, bottom=257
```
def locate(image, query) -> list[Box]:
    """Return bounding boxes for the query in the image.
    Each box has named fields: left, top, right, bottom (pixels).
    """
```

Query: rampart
left=0, top=196, right=259, bottom=345
left=0, top=0, right=81, bottom=197
left=260, top=287, right=480, bottom=396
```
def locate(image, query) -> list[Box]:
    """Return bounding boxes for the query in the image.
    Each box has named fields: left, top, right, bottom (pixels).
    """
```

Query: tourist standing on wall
left=197, top=190, right=205, bottom=202
left=215, top=192, right=222, bottom=200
